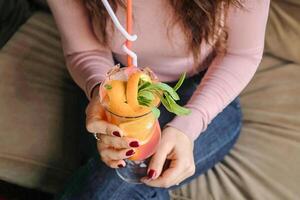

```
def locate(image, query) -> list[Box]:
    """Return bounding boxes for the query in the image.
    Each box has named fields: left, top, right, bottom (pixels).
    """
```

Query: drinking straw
left=126, top=0, right=133, bottom=67
left=102, top=0, right=138, bottom=67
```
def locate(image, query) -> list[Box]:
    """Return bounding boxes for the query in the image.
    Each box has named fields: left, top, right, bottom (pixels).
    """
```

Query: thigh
left=57, top=155, right=170, bottom=200
left=193, top=97, right=243, bottom=170
left=171, top=97, right=243, bottom=189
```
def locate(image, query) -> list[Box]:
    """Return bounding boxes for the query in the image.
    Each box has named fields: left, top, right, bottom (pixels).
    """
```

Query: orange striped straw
left=126, top=0, right=133, bottom=67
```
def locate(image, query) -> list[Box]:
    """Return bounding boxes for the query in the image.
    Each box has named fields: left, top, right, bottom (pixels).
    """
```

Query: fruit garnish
left=105, top=79, right=154, bottom=117
left=101, top=68, right=191, bottom=118
left=127, top=72, right=143, bottom=110
left=106, top=80, right=135, bottom=116
left=137, top=72, right=191, bottom=118
left=104, top=84, right=112, bottom=90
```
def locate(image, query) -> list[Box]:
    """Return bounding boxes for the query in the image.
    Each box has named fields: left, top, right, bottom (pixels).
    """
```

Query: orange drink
left=99, top=66, right=161, bottom=151
left=99, top=65, right=189, bottom=183
left=104, top=109, right=161, bottom=161
left=99, top=66, right=162, bottom=183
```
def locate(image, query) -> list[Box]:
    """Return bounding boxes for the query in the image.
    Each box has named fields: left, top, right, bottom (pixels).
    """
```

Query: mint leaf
left=173, top=73, right=186, bottom=91
left=137, top=96, right=152, bottom=106
left=151, top=107, right=161, bottom=118
left=138, top=79, right=151, bottom=91
left=135, top=72, right=190, bottom=117
left=159, top=94, right=173, bottom=113
left=142, top=83, right=179, bottom=101
left=104, top=84, right=112, bottom=90
left=164, top=93, right=191, bottom=115
left=138, top=90, right=154, bottom=101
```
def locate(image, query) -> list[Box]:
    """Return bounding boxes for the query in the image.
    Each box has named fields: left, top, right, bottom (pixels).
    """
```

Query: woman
left=48, top=0, right=270, bottom=199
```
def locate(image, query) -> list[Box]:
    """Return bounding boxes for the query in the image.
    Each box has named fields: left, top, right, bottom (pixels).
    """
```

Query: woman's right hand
left=85, top=86, right=140, bottom=168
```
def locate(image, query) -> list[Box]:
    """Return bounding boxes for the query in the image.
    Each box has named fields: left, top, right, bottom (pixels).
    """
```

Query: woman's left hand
left=141, top=126, right=196, bottom=188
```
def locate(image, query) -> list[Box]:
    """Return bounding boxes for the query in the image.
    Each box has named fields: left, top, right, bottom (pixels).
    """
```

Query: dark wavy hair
left=83, top=0, right=242, bottom=65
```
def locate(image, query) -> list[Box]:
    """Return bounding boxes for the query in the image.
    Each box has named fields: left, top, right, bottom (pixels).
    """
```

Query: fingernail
left=112, top=131, right=121, bottom=137
left=118, top=164, right=124, bottom=168
left=129, top=141, right=139, bottom=147
left=126, top=149, right=135, bottom=156
left=147, top=169, right=156, bottom=179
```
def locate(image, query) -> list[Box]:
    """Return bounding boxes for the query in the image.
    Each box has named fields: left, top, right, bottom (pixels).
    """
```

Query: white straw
left=101, top=0, right=138, bottom=66
left=122, top=44, right=138, bottom=67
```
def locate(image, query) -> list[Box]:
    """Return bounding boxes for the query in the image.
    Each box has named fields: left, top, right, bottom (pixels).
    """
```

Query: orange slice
left=106, top=80, right=135, bottom=116
left=105, top=71, right=161, bottom=117
left=119, top=113, right=155, bottom=144
left=126, top=71, right=161, bottom=114
left=126, top=71, right=142, bottom=110
left=106, top=80, right=126, bottom=103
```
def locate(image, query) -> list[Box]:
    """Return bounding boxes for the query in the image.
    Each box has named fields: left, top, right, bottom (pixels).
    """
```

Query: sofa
left=0, top=0, right=299, bottom=199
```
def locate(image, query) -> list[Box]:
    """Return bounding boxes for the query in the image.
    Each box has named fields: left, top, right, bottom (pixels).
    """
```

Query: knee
left=114, top=184, right=169, bottom=200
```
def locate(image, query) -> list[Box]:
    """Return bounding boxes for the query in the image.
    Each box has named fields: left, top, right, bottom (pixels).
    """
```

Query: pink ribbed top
left=48, top=0, right=270, bottom=140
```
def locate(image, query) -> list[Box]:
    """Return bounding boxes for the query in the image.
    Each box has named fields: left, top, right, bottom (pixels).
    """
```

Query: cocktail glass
left=99, top=66, right=161, bottom=184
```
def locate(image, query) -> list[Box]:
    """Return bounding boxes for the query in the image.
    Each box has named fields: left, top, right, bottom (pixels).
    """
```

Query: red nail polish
left=118, top=164, right=124, bottom=168
left=126, top=149, right=135, bottom=156
left=148, top=169, right=156, bottom=179
left=129, top=141, right=139, bottom=147
left=112, top=131, right=121, bottom=137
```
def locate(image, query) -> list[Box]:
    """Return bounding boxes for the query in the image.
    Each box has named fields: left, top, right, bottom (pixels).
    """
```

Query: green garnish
left=138, top=79, right=151, bottom=90
left=151, top=107, right=161, bottom=119
left=137, top=73, right=191, bottom=118
left=173, top=73, right=186, bottom=91
left=104, top=84, right=112, bottom=90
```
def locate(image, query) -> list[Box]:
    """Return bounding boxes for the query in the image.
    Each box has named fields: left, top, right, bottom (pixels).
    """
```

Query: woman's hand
left=85, top=86, right=140, bottom=168
left=141, top=126, right=195, bottom=188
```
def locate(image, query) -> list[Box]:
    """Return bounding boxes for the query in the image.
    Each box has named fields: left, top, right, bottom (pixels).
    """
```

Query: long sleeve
left=47, top=0, right=114, bottom=99
left=166, top=0, right=270, bottom=141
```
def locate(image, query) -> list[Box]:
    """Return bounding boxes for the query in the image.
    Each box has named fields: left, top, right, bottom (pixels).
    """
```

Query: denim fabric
left=57, top=70, right=243, bottom=200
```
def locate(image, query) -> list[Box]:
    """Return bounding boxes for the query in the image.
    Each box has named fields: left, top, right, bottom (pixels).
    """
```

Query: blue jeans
left=57, top=69, right=243, bottom=200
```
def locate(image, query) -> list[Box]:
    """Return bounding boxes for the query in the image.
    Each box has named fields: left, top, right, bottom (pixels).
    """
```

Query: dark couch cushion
left=0, top=0, right=31, bottom=48
left=32, top=0, right=48, bottom=9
